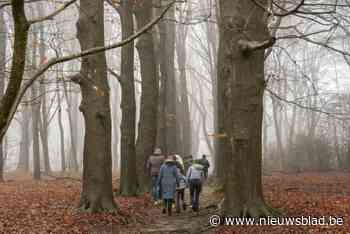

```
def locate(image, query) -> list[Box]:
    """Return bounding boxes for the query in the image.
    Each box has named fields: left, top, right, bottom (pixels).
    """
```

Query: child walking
left=175, top=168, right=187, bottom=213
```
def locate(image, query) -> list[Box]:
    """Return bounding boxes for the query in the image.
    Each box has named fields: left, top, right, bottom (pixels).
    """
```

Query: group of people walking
left=146, top=148, right=210, bottom=216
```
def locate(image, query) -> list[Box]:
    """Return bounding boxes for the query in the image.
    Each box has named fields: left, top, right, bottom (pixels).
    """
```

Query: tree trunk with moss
left=76, top=0, right=117, bottom=212
left=219, top=0, right=278, bottom=217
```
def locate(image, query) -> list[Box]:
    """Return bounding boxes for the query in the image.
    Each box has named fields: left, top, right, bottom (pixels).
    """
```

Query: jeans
left=151, top=175, right=160, bottom=201
left=189, top=179, right=202, bottom=211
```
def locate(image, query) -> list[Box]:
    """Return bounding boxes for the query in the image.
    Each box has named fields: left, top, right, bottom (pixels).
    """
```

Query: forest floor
left=0, top=172, right=350, bottom=233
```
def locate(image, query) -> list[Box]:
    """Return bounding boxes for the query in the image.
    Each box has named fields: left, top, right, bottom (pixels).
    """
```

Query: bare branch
left=238, top=37, right=276, bottom=53
left=28, top=0, right=77, bottom=24
left=0, top=0, right=176, bottom=140
left=250, top=0, right=305, bottom=17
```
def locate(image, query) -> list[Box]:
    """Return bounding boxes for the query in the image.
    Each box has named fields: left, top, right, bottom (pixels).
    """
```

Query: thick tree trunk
left=219, top=0, right=278, bottom=217
left=0, top=9, right=6, bottom=181
left=157, top=1, right=177, bottom=155
left=0, top=1, right=29, bottom=142
left=118, top=0, right=138, bottom=196
left=134, top=1, right=159, bottom=193
left=76, top=0, right=117, bottom=212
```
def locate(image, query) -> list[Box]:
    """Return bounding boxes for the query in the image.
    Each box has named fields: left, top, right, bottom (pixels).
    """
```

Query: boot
left=162, top=199, right=166, bottom=214
left=167, top=199, right=172, bottom=216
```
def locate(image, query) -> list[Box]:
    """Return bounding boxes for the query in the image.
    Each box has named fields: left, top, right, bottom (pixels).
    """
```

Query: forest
left=0, top=0, right=350, bottom=233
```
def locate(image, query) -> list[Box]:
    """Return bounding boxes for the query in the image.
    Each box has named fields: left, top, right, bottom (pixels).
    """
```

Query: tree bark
left=175, top=7, right=191, bottom=157
left=111, top=80, right=120, bottom=173
left=30, top=21, right=41, bottom=180
left=62, top=80, right=79, bottom=171
left=271, top=84, right=285, bottom=170
left=76, top=0, right=117, bottom=212
left=134, top=1, right=159, bottom=193
left=31, top=80, right=41, bottom=180
left=57, top=71, right=66, bottom=172
left=38, top=19, right=51, bottom=174
left=18, top=104, right=31, bottom=171
left=0, top=8, right=6, bottom=182
left=219, top=0, right=278, bottom=217
left=118, top=0, right=138, bottom=196
left=0, top=0, right=29, bottom=143
left=157, top=1, right=177, bottom=155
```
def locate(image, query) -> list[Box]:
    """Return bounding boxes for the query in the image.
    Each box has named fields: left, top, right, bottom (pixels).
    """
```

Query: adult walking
left=157, top=157, right=179, bottom=216
left=200, top=154, right=210, bottom=179
left=186, top=160, right=204, bottom=212
left=146, top=148, right=164, bottom=203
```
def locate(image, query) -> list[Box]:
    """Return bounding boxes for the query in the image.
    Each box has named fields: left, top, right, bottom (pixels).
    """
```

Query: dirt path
left=116, top=186, right=220, bottom=234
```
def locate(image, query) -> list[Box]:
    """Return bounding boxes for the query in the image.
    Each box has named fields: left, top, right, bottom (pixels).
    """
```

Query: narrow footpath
left=115, top=186, right=220, bottom=234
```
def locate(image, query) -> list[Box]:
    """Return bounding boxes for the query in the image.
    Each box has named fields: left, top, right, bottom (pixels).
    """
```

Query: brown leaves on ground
left=218, top=172, right=350, bottom=234
left=1, top=172, right=350, bottom=233
left=0, top=175, right=153, bottom=234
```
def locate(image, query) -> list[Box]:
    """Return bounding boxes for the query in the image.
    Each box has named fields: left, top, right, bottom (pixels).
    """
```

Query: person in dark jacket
left=146, top=148, right=164, bottom=203
left=200, top=154, right=210, bottom=179
left=157, top=157, right=179, bottom=216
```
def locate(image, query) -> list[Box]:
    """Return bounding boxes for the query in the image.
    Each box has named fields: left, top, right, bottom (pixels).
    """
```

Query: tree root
left=241, top=202, right=282, bottom=218
left=224, top=201, right=282, bottom=218
left=78, top=197, right=118, bottom=214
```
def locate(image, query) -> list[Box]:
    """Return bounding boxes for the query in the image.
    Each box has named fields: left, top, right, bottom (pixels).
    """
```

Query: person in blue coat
left=157, top=157, right=179, bottom=216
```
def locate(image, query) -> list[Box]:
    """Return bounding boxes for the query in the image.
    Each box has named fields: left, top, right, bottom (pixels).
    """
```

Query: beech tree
left=0, top=8, right=5, bottom=182
left=75, top=0, right=117, bottom=212
left=218, top=0, right=277, bottom=216
left=157, top=0, right=178, bottom=155
left=134, top=0, right=159, bottom=192
left=117, top=0, right=138, bottom=196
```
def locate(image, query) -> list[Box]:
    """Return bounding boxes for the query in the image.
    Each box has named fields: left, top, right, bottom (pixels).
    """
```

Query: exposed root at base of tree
left=240, top=202, right=282, bottom=218
left=78, top=197, right=118, bottom=214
